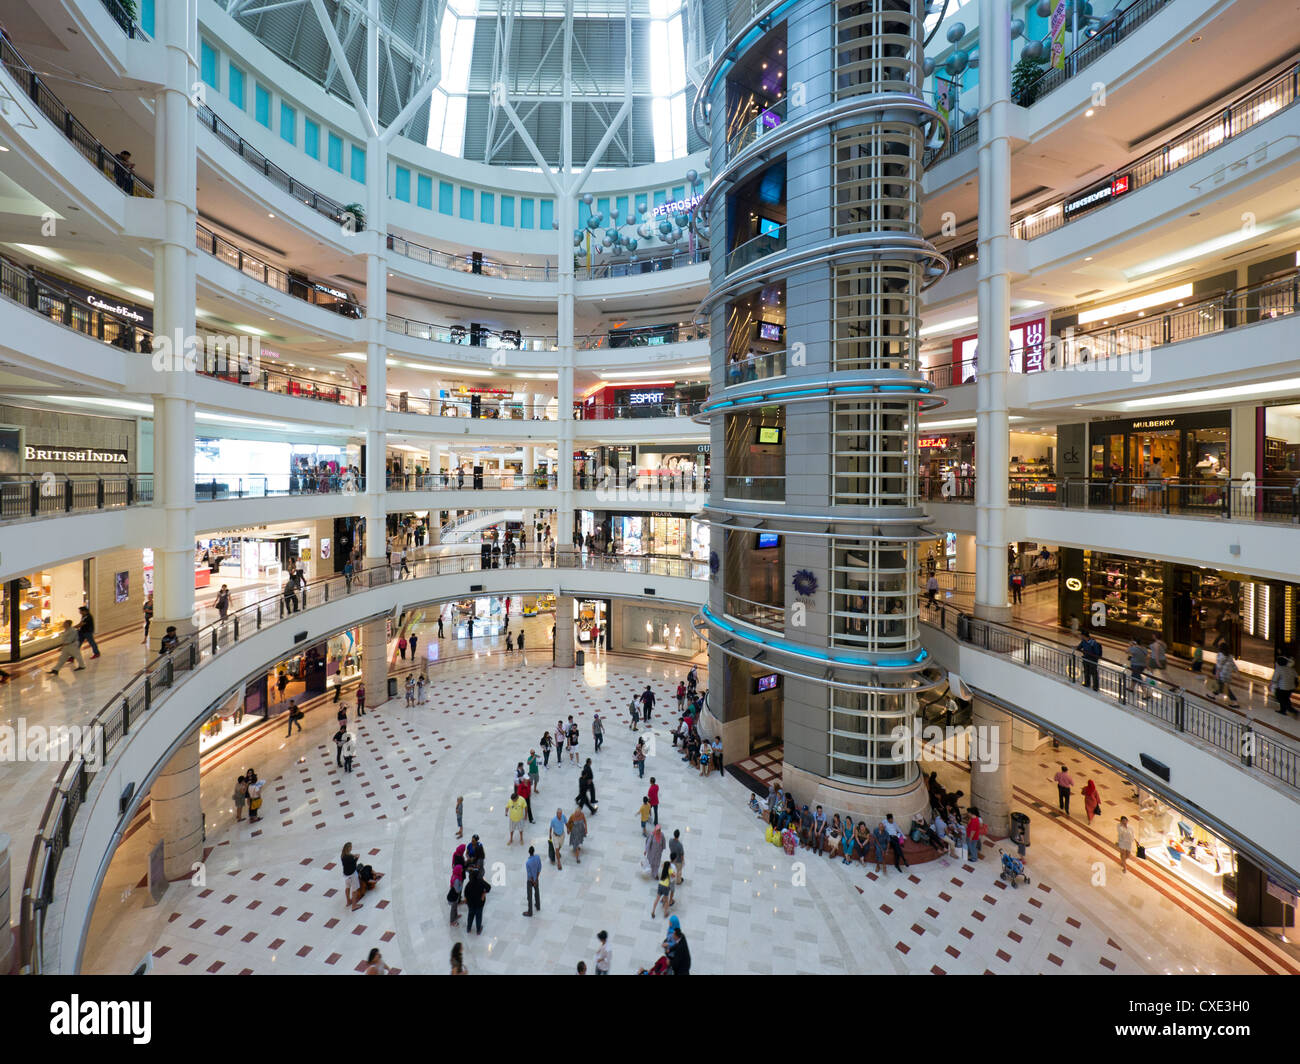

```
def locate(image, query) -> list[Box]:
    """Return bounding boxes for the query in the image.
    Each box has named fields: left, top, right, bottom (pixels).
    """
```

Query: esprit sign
left=26, top=445, right=128, bottom=464
left=649, top=194, right=703, bottom=219
left=628, top=391, right=665, bottom=406
left=1062, top=173, right=1131, bottom=220
left=951, top=316, right=1047, bottom=382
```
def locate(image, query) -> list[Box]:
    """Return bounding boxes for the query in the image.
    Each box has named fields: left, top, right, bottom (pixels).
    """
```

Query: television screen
left=761, top=108, right=782, bottom=130
left=758, top=216, right=781, bottom=238
left=755, top=673, right=780, bottom=693
left=756, top=426, right=782, bottom=445
left=758, top=321, right=783, bottom=342
left=756, top=532, right=779, bottom=549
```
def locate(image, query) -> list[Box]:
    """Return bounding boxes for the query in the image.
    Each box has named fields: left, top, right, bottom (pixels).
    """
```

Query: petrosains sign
left=25, top=445, right=129, bottom=464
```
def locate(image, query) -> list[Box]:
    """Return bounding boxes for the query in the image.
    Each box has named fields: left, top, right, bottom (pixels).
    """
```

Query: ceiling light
left=1120, top=378, right=1300, bottom=410
left=1078, top=284, right=1193, bottom=324
left=919, top=315, right=978, bottom=337
left=1085, top=109, right=1094, bottom=117
left=268, top=213, right=276, bottom=219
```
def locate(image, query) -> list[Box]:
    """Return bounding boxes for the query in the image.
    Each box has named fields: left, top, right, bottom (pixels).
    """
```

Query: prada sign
left=26, top=445, right=129, bottom=465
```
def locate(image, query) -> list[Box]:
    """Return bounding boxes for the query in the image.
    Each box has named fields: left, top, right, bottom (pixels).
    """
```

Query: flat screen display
left=756, top=426, right=782, bottom=445
left=758, top=216, right=782, bottom=238
left=758, top=321, right=783, bottom=342
left=755, top=673, right=780, bottom=693
left=756, top=532, right=779, bottom=549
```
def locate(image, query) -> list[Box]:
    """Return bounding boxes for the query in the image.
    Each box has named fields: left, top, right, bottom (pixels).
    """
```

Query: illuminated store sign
left=951, top=316, right=1047, bottom=382
left=87, top=295, right=145, bottom=323
left=917, top=436, right=950, bottom=450
left=1062, top=173, right=1131, bottom=219
left=25, top=445, right=128, bottom=464
left=649, top=193, right=703, bottom=219
left=627, top=391, right=665, bottom=406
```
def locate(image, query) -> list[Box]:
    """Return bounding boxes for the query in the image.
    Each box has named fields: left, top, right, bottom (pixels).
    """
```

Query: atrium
left=0, top=0, right=1297, bottom=999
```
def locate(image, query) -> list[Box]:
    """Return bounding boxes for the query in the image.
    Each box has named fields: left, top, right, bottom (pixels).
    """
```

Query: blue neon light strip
left=701, top=604, right=928, bottom=668
left=703, top=382, right=933, bottom=414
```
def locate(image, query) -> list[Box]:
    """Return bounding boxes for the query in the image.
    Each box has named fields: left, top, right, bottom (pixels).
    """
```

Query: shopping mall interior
left=0, top=0, right=1298, bottom=987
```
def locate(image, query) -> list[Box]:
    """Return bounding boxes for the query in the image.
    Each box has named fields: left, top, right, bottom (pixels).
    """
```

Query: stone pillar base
left=970, top=696, right=1014, bottom=838
left=149, top=732, right=203, bottom=881
left=782, top=763, right=930, bottom=826
left=973, top=603, right=1013, bottom=624
left=553, top=595, right=575, bottom=668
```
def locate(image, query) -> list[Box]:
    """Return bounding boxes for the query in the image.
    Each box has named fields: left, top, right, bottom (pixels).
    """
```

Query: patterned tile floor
left=80, top=645, right=1296, bottom=975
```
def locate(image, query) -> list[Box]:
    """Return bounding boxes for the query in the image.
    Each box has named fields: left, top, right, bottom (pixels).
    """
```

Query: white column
left=553, top=594, right=575, bottom=668
left=149, top=730, right=204, bottom=880
left=556, top=190, right=577, bottom=552
left=974, top=0, right=1013, bottom=623
left=362, top=132, right=388, bottom=570
left=151, top=0, right=198, bottom=650
left=969, top=697, right=1013, bottom=838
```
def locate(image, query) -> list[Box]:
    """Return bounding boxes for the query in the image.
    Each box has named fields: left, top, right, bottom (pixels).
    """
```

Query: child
left=416, top=675, right=428, bottom=705
left=455, top=796, right=464, bottom=839
left=1191, top=643, right=1204, bottom=674
left=639, top=796, right=652, bottom=837
left=405, top=674, right=416, bottom=706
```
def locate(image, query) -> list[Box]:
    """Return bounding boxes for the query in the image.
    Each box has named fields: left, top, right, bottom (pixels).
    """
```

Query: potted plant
left=342, top=202, right=365, bottom=232
left=1011, top=52, right=1047, bottom=107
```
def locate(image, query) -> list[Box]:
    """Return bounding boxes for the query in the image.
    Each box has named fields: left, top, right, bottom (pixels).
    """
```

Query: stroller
left=999, top=848, right=1030, bottom=888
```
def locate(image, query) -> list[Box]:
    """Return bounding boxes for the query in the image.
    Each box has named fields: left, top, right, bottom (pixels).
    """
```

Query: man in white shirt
left=594, top=930, right=612, bottom=975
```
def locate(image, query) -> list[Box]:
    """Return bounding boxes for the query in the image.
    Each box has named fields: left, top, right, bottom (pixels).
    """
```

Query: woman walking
left=644, top=824, right=666, bottom=878
left=567, top=806, right=588, bottom=864
left=1083, top=779, right=1101, bottom=824
left=651, top=861, right=675, bottom=918
left=448, top=859, right=464, bottom=925
left=232, top=775, right=248, bottom=822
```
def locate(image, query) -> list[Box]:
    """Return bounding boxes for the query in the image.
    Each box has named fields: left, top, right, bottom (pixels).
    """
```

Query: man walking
left=1076, top=631, right=1102, bottom=691
left=463, top=867, right=490, bottom=935
left=641, top=685, right=656, bottom=724
left=1052, top=764, right=1074, bottom=815
left=523, top=845, right=542, bottom=916
left=507, top=788, right=528, bottom=845
left=669, top=829, right=685, bottom=885
left=77, top=606, right=101, bottom=659
left=342, top=730, right=356, bottom=773
left=592, top=712, right=604, bottom=752
left=48, top=619, right=86, bottom=676
left=333, top=724, right=347, bottom=767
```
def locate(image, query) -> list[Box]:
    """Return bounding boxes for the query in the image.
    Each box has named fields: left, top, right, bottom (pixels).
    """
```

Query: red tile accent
left=207, top=961, right=224, bottom=973
left=938, top=891, right=952, bottom=902
left=351, top=925, right=367, bottom=936
left=1107, top=938, right=1123, bottom=951
left=298, top=883, right=313, bottom=893
left=1047, top=953, right=1064, bottom=966
left=1007, top=930, right=1022, bottom=943
left=325, top=953, right=343, bottom=966
left=894, top=941, right=910, bottom=955
left=910, top=923, right=926, bottom=937
left=221, top=894, right=237, bottom=904
left=215, top=925, right=232, bottom=937
left=879, top=904, right=893, bottom=915
left=945, top=945, right=961, bottom=959
left=268, top=938, right=285, bottom=950
left=995, top=949, right=1011, bottom=963
left=189, top=919, right=206, bottom=930
left=1100, top=957, right=1116, bottom=971
left=930, top=965, right=946, bottom=975
left=275, top=877, right=289, bottom=887
left=971, top=910, right=986, bottom=922
left=1066, top=917, right=1082, bottom=929
left=1018, top=913, right=1033, bottom=925
left=179, top=953, right=197, bottom=966
left=894, top=889, right=908, bottom=900
left=241, top=932, right=257, bottom=943
left=380, top=930, right=395, bottom=942
left=272, top=906, right=287, bottom=916
left=925, top=907, right=939, bottom=918
left=298, top=912, right=313, bottom=922
left=296, top=945, right=312, bottom=958
left=959, top=927, right=974, bottom=940
left=1028, top=896, right=1043, bottom=909
left=982, top=894, right=997, bottom=906
left=1057, top=935, right=1073, bottom=948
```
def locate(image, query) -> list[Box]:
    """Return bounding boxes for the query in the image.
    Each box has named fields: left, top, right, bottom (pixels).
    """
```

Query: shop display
left=1133, top=790, right=1237, bottom=909
left=1083, top=552, right=1163, bottom=636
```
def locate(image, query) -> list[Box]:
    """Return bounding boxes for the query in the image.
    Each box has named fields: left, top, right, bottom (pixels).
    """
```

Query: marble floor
left=80, top=650, right=1297, bottom=976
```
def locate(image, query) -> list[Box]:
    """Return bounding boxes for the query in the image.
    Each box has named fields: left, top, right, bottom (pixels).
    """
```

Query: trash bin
left=387, top=677, right=398, bottom=699
left=576, top=650, right=585, bottom=666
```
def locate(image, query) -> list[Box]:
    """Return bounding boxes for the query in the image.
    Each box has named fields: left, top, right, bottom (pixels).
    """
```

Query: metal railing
left=388, top=234, right=707, bottom=282
left=387, top=472, right=558, bottom=492
left=385, top=315, right=709, bottom=351
left=99, top=0, right=139, bottom=36
left=726, top=226, right=787, bottom=275
left=194, top=473, right=364, bottom=501
left=726, top=97, right=788, bottom=161
left=723, top=591, right=786, bottom=632
left=198, top=104, right=349, bottom=227
left=0, top=252, right=153, bottom=351
left=922, top=472, right=1300, bottom=525
left=0, top=474, right=153, bottom=523
left=722, top=474, right=784, bottom=502
left=387, top=393, right=554, bottom=419
left=726, top=348, right=787, bottom=385
left=576, top=400, right=705, bottom=420
left=925, top=603, right=1300, bottom=794
left=0, top=35, right=153, bottom=196
left=195, top=223, right=365, bottom=319
left=18, top=548, right=706, bottom=973
left=585, top=471, right=710, bottom=494
left=203, top=356, right=361, bottom=405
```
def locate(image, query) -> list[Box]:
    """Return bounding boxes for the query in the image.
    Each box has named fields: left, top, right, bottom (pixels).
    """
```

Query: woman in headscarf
left=1083, top=779, right=1101, bottom=824
left=645, top=823, right=666, bottom=874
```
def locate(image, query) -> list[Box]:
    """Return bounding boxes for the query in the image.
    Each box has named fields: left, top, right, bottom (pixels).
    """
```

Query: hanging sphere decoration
left=1022, top=39, right=1045, bottom=61
left=602, top=234, right=613, bottom=246
left=674, top=212, right=689, bottom=228
left=658, top=219, right=672, bottom=235
left=1036, top=0, right=1052, bottom=16
left=685, top=168, right=698, bottom=185
left=961, top=108, right=978, bottom=126
left=945, top=22, right=966, bottom=44
left=581, top=191, right=594, bottom=205
left=923, top=56, right=936, bottom=77
left=945, top=50, right=969, bottom=76
left=1010, top=17, right=1025, bottom=38
left=625, top=238, right=637, bottom=251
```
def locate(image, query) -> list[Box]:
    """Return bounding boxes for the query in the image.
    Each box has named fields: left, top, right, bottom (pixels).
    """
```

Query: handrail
left=726, top=225, right=787, bottom=275
left=385, top=314, right=709, bottom=351
left=98, top=0, right=139, bottom=37
left=193, top=473, right=364, bottom=501
left=195, top=222, right=365, bottom=319
left=725, top=348, right=787, bottom=386
left=575, top=401, right=706, bottom=420
left=0, top=473, right=153, bottom=524
left=921, top=474, right=1300, bottom=524
left=0, top=35, right=154, bottom=196
left=926, top=603, right=1300, bottom=793
left=18, top=548, right=707, bottom=973
left=387, top=472, right=558, bottom=492
left=930, top=49, right=1299, bottom=249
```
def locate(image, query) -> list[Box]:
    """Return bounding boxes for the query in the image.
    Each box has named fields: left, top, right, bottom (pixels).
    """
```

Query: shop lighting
left=1078, top=284, right=1192, bottom=325
left=919, top=315, right=978, bottom=337
left=13, top=243, right=66, bottom=262
left=1119, top=378, right=1300, bottom=410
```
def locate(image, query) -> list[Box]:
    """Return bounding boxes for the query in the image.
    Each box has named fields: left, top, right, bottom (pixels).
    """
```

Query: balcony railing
left=726, top=226, right=787, bottom=275
left=576, top=400, right=705, bottom=420
left=99, top=0, right=140, bottom=37
left=723, top=474, right=784, bottom=502
left=925, top=603, right=1300, bottom=793
left=0, top=474, right=153, bottom=523
left=723, top=591, right=786, bottom=632
left=387, top=472, right=558, bottom=492
left=18, top=548, right=706, bottom=972
left=726, top=97, right=789, bottom=161
left=385, top=315, right=709, bottom=352
left=0, top=35, right=153, bottom=196
left=194, top=473, right=363, bottom=501
left=388, top=234, right=708, bottom=282
left=726, top=348, right=787, bottom=386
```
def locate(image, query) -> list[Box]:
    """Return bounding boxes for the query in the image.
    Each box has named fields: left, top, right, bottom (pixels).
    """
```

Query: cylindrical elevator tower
left=694, top=0, right=947, bottom=821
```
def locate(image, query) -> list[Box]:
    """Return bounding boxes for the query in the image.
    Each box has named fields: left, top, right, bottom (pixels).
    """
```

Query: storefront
left=194, top=438, right=355, bottom=496
left=195, top=522, right=316, bottom=587
left=919, top=432, right=974, bottom=497
left=31, top=268, right=153, bottom=352
left=602, top=512, right=710, bottom=560
left=575, top=598, right=610, bottom=647
left=1058, top=549, right=1297, bottom=676
left=1, top=561, right=85, bottom=662
left=1088, top=411, right=1231, bottom=483
left=614, top=600, right=702, bottom=658
left=1131, top=788, right=1240, bottom=912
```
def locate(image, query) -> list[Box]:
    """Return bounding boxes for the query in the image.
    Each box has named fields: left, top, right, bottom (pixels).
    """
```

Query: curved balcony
left=725, top=348, right=787, bottom=387
left=193, top=473, right=363, bottom=502
left=19, top=548, right=707, bottom=973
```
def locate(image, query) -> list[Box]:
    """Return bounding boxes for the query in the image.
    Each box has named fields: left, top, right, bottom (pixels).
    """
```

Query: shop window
left=280, top=102, right=296, bottom=146
left=200, top=40, right=219, bottom=91
left=539, top=199, right=554, bottom=229
left=500, top=195, right=514, bottom=227
left=304, top=119, right=320, bottom=160
left=520, top=198, right=534, bottom=229
left=480, top=191, right=494, bottom=224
